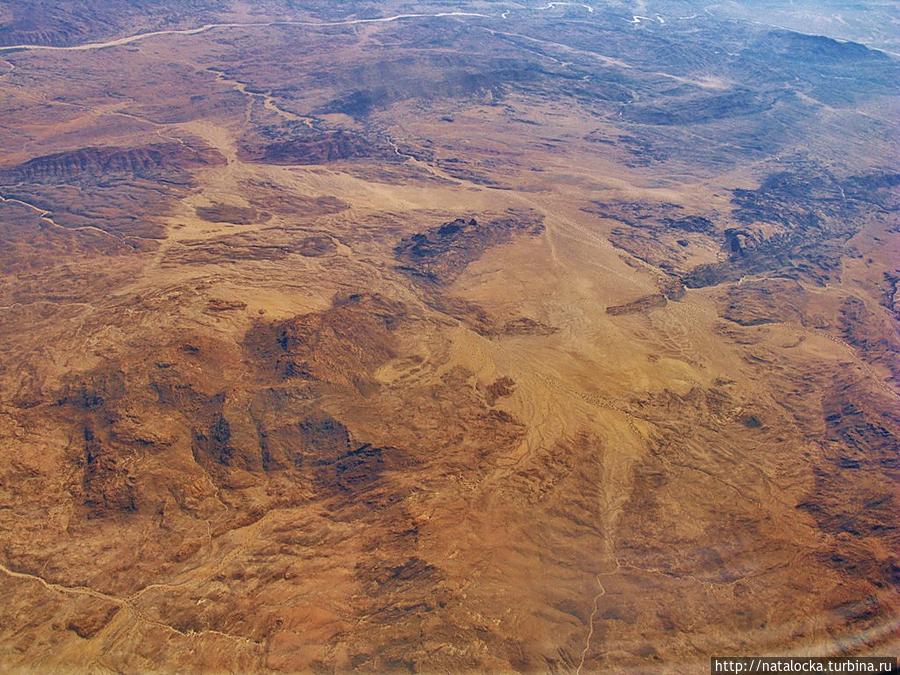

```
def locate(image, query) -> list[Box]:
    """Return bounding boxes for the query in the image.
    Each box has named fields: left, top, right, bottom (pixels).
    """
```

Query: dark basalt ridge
left=585, top=200, right=717, bottom=274
left=720, top=279, right=811, bottom=326
left=684, top=168, right=900, bottom=288
left=0, top=142, right=224, bottom=239
left=395, top=210, right=544, bottom=287
left=239, top=125, right=398, bottom=166
left=606, top=293, right=668, bottom=316
left=195, top=203, right=268, bottom=225
left=244, top=293, right=405, bottom=386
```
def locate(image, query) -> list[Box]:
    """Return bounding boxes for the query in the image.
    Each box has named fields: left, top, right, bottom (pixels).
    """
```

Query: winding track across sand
left=0, top=193, right=120, bottom=238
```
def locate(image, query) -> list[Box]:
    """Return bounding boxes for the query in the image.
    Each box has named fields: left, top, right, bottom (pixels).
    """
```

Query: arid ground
left=0, top=0, right=898, bottom=671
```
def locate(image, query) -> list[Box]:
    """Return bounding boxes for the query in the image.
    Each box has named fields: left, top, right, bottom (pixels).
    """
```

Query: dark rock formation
left=0, top=142, right=223, bottom=239
left=606, top=293, right=668, bottom=316
left=685, top=168, right=900, bottom=288
left=81, top=426, right=137, bottom=517
left=245, top=293, right=405, bottom=386
left=239, top=126, right=397, bottom=165
left=395, top=210, right=544, bottom=287
left=195, top=203, right=267, bottom=225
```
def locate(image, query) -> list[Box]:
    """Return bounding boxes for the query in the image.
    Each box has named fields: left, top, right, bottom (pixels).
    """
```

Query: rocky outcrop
left=721, top=279, right=811, bottom=326
left=794, top=376, right=899, bottom=621
left=839, top=296, right=900, bottom=380
left=240, top=180, right=349, bottom=218
left=0, top=142, right=224, bottom=239
left=395, top=210, right=544, bottom=287
left=620, top=88, right=782, bottom=127
left=0, top=143, right=221, bottom=184
left=586, top=200, right=718, bottom=274
left=192, top=413, right=235, bottom=467
left=239, top=126, right=397, bottom=165
left=0, top=0, right=221, bottom=47
left=312, top=56, right=542, bottom=119
left=483, top=376, right=516, bottom=406
left=81, top=425, right=137, bottom=517
left=164, top=231, right=338, bottom=265
left=244, top=293, right=405, bottom=387
left=685, top=168, right=900, bottom=289
left=195, top=203, right=268, bottom=225
left=606, top=293, right=668, bottom=316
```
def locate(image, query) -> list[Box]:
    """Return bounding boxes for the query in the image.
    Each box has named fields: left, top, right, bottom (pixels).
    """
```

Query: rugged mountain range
left=0, top=0, right=897, bottom=671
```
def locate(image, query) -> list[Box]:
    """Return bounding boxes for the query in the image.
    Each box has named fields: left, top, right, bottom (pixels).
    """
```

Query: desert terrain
left=0, top=0, right=897, bottom=672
